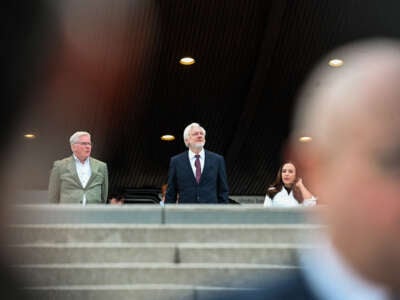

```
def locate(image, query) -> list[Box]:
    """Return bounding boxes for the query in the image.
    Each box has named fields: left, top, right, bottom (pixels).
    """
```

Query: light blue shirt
left=300, top=235, right=390, bottom=300
left=73, top=154, right=91, bottom=205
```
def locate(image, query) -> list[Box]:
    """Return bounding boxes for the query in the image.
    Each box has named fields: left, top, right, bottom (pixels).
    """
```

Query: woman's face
left=281, top=163, right=296, bottom=187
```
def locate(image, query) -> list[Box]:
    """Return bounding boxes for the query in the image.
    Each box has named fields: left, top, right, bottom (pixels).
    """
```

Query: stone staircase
left=7, top=205, right=321, bottom=300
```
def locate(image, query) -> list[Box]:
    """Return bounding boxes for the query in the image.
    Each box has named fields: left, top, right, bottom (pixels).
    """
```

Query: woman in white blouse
left=264, top=162, right=316, bottom=207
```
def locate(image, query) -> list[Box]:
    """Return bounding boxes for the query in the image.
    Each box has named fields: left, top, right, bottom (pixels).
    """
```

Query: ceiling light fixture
left=179, top=57, right=195, bottom=65
left=328, top=59, right=344, bottom=67
left=24, top=133, right=36, bottom=139
left=161, top=134, right=175, bottom=141
left=299, top=136, right=312, bottom=143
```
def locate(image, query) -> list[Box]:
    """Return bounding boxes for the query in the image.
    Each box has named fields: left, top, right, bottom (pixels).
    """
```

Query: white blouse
left=263, top=187, right=316, bottom=207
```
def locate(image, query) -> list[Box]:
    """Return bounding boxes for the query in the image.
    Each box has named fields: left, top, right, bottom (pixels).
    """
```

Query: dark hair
left=266, top=161, right=304, bottom=203
left=108, top=193, right=125, bottom=204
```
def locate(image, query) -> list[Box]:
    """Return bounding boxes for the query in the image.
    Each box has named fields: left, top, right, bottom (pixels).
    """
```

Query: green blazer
left=48, top=156, right=108, bottom=204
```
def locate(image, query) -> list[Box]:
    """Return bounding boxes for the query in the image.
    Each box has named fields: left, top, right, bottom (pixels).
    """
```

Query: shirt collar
left=188, top=148, right=204, bottom=160
left=300, top=235, right=390, bottom=300
left=73, top=154, right=90, bottom=164
left=283, top=186, right=292, bottom=195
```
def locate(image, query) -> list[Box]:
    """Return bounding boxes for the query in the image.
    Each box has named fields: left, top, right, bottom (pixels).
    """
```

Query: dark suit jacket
left=165, top=150, right=229, bottom=204
left=208, top=269, right=319, bottom=300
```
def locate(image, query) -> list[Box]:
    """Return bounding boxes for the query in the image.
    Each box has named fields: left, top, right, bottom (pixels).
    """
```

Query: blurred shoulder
left=212, top=270, right=318, bottom=300
left=259, top=270, right=318, bottom=300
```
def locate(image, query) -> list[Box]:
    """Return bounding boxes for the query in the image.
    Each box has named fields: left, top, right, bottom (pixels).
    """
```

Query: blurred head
left=109, top=194, right=124, bottom=205
left=290, top=39, right=400, bottom=290
left=183, top=122, right=206, bottom=151
left=109, top=197, right=119, bottom=205
left=116, top=195, right=125, bottom=204
left=70, top=131, right=92, bottom=162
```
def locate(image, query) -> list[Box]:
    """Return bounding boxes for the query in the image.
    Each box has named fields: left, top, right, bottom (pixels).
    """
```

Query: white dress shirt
left=300, top=235, right=391, bottom=300
left=263, top=187, right=316, bottom=207
left=188, top=148, right=205, bottom=178
left=73, top=155, right=91, bottom=205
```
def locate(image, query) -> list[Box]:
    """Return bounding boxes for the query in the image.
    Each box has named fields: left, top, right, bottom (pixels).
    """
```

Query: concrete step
left=23, top=284, right=260, bottom=300
left=178, top=243, right=312, bottom=265
left=14, top=263, right=296, bottom=287
left=9, top=243, right=177, bottom=264
left=10, top=204, right=318, bottom=224
left=8, top=224, right=321, bottom=244
left=9, top=242, right=313, bottom=265
left=7, top=205, right=321, bottom=299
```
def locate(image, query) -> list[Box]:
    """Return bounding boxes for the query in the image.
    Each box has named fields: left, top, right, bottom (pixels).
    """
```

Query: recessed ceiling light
left=179, top=57, right=195, bottom=65
left=161, top=134, right=175, bottom=141
left=299, top=136, right=312, bottom=143
left=24, top=133, right=36, bottom=139
left=328, top=59, right=344, bottom=67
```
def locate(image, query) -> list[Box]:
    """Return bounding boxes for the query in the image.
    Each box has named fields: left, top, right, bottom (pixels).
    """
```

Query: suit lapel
left=86, top=158, right=98, bottom=188
left=184, top=153, right=198, bottom=184
left=201, top=150, right=211, bottom=184
left=67, top=156, right=83, bottom=188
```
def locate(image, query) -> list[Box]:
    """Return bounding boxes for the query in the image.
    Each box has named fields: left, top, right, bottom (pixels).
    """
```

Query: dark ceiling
left=3, top=0, right=400, bottom=195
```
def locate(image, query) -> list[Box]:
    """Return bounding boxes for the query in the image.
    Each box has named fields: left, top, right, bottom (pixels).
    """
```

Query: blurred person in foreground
left=220, top=39, right=400, bottom=299
left=48, top=131, right=108, bottom=204
left=264, top=161, right=316, bottom=207
left=165, top=122, right=229, bottom=204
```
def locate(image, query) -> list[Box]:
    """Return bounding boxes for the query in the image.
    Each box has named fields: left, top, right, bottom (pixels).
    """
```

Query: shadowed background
left=4, top=0, right=400, bottom=196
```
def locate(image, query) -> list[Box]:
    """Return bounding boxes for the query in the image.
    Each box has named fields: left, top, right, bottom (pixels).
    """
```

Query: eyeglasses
left=75, top=142, right=92, bottom=146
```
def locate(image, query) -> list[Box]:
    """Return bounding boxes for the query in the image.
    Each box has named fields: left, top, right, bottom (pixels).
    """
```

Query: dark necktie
left=195, top=154, right=201, bottom=183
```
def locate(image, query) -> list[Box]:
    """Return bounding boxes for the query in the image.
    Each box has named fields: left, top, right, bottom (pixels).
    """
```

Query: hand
left=295, top=178, right=303, bottom=188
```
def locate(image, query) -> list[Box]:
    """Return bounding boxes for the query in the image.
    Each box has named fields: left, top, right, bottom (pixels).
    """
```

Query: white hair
left=69, top=131, right=91, bottom=145
left=183, top=122, right=206, bottom=147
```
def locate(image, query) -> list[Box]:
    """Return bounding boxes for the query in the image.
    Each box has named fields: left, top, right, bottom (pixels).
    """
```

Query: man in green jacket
left=48, top=131, right=108, bottom=204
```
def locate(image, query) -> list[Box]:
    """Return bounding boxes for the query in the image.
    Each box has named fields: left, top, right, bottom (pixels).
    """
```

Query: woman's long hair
left=266, top=162, right=304, bottom=203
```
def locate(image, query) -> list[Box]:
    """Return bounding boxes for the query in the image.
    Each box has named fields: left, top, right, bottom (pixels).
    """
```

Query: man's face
left=295, top=43, right=400, bottom=291
left=316, top=108, right=400, bottom=289
left=187, top=126, right=205, bottom=149
left=71, top=134, right=92, bottom=161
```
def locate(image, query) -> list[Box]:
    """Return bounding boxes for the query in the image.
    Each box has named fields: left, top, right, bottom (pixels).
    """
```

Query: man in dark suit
left=165, top=122, right=229, bottom=204
left=218, top=40, right=400, bottom=299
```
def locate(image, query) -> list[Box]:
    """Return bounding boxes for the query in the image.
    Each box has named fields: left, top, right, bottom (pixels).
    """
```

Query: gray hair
left=69, top=131, right=91, bottom=145
left=183, top=123, right=206, bottom=147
